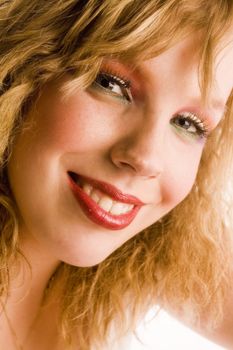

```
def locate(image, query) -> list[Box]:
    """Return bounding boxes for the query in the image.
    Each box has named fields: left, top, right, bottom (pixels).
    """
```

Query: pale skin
left=1, top=32, right=233, bottom=349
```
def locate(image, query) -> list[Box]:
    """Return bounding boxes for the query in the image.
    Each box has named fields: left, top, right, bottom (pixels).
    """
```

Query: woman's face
left=7, top=34, right=233, bottom=266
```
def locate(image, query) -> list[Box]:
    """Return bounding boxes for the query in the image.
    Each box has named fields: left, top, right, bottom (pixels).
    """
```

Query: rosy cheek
left=32, top=94, right=91, bottom=152
left=162, top=157, right=200, bottom=207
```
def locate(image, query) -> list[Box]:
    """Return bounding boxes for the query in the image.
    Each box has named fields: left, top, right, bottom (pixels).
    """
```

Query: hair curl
left=0, top=1, right=233, bottom=349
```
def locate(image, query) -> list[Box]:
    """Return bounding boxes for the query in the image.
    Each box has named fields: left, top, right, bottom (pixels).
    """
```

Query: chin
left=59, top=248, right=114, bottom=268
left=64, top=257, right=109, bottom=268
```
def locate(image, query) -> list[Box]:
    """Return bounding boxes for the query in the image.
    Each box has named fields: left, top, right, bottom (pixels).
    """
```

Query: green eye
left=171, top=112, right=209, bottom=139
left=92, top=72, right=132, bottom=103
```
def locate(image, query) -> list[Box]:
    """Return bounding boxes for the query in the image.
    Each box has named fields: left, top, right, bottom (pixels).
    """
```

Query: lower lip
left=68, top=175, right=142, bottom=230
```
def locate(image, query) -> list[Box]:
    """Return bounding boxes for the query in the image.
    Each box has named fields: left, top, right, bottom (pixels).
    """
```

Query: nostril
left=119, top=162, right=134, bottom=169
left=110, top=143, right=163, bottom=178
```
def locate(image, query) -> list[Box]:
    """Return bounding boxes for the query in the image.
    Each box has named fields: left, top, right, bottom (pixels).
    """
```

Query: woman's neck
left=0, top=228, right=62, bottom=350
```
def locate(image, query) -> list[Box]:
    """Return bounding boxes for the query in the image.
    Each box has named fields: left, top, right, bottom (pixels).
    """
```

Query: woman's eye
left=92, top=72, right=132, bottom=103
left=171, top=112, right=209, bottom=139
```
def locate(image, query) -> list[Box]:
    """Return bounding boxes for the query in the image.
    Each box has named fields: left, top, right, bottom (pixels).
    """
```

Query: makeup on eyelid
left=93, top=62, right=213, bottom=139
left=171, top=112, right=210, bottom=139
left=176, top=105, right=222, bottom=132
left=100, top=59, right=224, bottom=132
left=175, top=107, right=211, bottom=133
left=94, top=72, right=133, bottom=103
left=100, top=59, right=142, bottom=99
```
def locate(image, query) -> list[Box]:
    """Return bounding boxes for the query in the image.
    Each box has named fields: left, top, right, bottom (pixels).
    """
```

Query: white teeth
left=110, top=203, right=124, bottom=215
left=83, top=183, right=93, bottom=196
left=81, top=181, right=134, bottom=215
left=98, top=196, right=114, bottom=212
left=90, top=190, right=101, bottom=204
left=126, top=204, right=134, bottom=211
left=110, top=202, right=130, bottom=215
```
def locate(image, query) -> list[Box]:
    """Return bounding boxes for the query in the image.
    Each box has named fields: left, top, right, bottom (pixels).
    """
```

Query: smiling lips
left=68, top=172, right=145, bottom=230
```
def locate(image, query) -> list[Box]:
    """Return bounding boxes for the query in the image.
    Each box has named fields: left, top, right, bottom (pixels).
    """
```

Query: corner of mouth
left=68, top=171, right=79, bottom=183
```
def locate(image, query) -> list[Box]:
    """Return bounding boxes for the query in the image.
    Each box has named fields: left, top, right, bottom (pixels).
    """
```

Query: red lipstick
left=68, top=172, right=144, bottom=230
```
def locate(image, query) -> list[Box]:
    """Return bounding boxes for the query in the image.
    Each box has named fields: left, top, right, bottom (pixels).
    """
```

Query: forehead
left=138, top=30, right=233, bottom=107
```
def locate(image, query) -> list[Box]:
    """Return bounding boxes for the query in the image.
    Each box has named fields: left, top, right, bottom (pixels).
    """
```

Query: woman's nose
left=110, top=122, right=164, bottom=179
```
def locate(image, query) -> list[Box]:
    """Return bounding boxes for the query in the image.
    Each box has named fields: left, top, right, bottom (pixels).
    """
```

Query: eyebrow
left=182, top=96, right=227, bottom=128
left=134, top=65, right=227, bottom=115
left=103, top=58, right=228, bottom=122
left=192, top=97, right=227, bottom=113
left=210, top=98, right=227, bottom=113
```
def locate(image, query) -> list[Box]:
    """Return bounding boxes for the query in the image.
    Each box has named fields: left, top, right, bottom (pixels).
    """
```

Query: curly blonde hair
left=1, top=1, right=233, bottom=349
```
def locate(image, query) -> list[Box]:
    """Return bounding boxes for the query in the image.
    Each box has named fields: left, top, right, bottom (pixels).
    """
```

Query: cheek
left=162, top=147, right=203, bottom=207
left=33, top=90, right=114, bottom=154
left=32, top=98, right=90, bottom=152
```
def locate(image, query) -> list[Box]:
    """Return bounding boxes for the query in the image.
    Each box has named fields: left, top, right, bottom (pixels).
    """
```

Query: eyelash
left=92, top=72, right=210, bottom=139
left=171, top=112, right=210, bottom=139
left=92, top=71, right=132, bottom=102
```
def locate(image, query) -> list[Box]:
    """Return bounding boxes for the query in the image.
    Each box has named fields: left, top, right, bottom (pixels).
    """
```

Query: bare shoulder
left=166, top=292, right=233, bottom=350
left=199, top=294, right=233, bottom=350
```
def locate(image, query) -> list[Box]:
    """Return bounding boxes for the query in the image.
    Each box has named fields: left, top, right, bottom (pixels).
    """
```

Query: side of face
left=7, top=33, right=233, bottom=266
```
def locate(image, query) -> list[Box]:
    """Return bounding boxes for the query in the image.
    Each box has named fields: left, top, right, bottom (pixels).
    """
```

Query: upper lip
left=68, top=171, right=145, bottom=206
